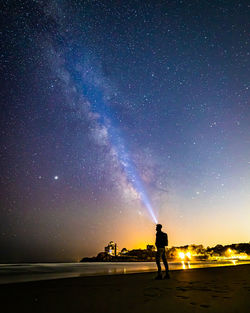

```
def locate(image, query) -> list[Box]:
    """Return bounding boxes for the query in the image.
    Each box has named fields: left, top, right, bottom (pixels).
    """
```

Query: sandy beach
left=1, top=264, right=249, bottom=313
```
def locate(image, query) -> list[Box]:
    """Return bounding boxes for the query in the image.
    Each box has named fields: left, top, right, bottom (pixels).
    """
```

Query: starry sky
left=1, top=0, right=249, bottom=262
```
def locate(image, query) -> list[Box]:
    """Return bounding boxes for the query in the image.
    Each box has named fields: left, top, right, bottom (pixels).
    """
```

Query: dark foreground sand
left=1, top=264, right=249, bottom=313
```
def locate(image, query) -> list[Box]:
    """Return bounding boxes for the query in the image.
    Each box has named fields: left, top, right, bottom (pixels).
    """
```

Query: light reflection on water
left=181, top=261, right=191, bottom=269
left=0, top=260, right=249, bottom=284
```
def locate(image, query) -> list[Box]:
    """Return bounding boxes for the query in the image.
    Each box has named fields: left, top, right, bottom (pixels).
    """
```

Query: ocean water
left=0, top=260, right=249, bottom=284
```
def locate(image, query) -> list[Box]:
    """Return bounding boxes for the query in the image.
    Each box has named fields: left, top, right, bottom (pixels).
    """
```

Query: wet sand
left=0, top=264, right=249, bottom=313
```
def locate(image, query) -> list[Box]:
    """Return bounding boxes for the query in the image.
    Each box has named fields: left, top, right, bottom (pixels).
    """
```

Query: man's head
left=156, top=224, right=162, bottom=232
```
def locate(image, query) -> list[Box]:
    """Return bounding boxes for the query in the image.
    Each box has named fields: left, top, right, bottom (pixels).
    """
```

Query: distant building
left=147, top=245, right=155, bottom=252
left=120, top=248, right=128, bottom=255
left=105, top=241, right=118, bottom=256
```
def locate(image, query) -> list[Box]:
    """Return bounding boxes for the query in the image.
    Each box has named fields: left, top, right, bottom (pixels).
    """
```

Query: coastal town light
left=179, top=252, right=185, bottom=260
left=178, top=251, right=192, bottom=260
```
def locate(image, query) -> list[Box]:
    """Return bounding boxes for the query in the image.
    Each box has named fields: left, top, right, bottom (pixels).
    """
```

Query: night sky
left=1, top=0, right=249, bottom=262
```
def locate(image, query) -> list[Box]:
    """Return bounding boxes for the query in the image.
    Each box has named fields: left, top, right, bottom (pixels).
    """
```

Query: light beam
left=83, top=80, right=158, bottom=224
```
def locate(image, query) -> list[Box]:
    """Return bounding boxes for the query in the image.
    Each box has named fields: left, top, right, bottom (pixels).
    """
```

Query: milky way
left=1, top=0, right=249, bottom=262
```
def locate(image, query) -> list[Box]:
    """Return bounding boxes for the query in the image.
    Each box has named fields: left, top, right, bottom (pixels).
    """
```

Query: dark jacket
left=155, top=231, right=168, bottom=248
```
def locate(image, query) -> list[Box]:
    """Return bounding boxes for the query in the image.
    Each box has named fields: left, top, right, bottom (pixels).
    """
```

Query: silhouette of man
left=155, top=224, right=170, bottom=279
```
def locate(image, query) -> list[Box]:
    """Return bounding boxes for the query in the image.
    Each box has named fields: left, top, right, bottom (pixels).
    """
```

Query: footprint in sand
left=200, top=304, right=210, bottom=308
left=213, top=289, right=226, bottom=294
left=196, top=288, right=212, bottom=292
left=176, top=287, right=188, bottom=292
left=144, top=287, right=161, bottom=298
left=176, top=295, right=189, bottom=300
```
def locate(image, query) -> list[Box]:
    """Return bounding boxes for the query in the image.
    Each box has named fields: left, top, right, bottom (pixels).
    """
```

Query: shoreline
left=1, top=260, right=250, bottom=285
left=0, top=264, right=249, bottom=313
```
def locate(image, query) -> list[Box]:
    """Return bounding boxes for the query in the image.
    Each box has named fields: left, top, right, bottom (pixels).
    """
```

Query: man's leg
left=162, top=249, right=170, bottom=278
left=155, top=249, right=162, bottom=278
